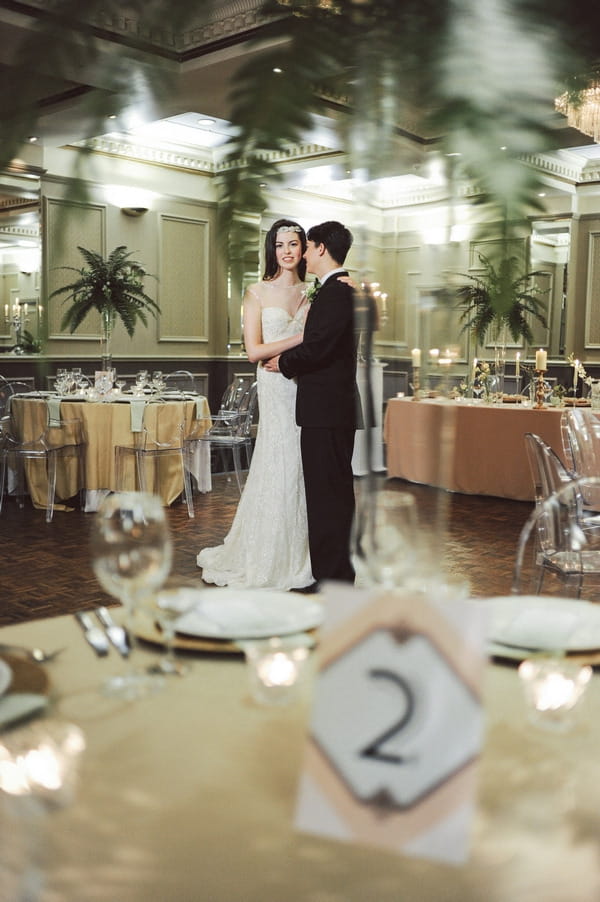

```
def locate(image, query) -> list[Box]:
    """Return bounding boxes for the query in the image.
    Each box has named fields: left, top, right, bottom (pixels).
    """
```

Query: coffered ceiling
left=1, top=0, right=600, bottom=217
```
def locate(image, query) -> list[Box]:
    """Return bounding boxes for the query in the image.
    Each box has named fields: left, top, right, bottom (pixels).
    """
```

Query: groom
left=265, top=220, right=358, bottom=586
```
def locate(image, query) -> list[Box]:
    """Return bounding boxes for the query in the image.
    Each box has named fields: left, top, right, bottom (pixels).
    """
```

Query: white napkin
left=0, top=693, right=48, bottom=729
left=47, top=397, right=62, bottom=427
left=195, top=396, right=206, bottom=418
left=129, top=399, right=146, bottom=432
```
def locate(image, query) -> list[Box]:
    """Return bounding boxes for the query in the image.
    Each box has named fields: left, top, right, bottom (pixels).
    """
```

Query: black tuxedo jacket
left=279, top=272, right=358, bottom=428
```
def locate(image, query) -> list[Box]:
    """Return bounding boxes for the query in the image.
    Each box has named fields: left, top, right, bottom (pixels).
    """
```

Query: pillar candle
left=515, top=352, right=520, bottom=377
left=535, top=349, right=547, bottom=370
left=411, top=348, right=421, bottom=368
left=573, top=360, right=579, bottom=390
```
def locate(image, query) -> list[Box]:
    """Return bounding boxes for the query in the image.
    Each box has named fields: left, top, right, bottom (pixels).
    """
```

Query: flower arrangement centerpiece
left=472, top=360, right=492, bottom=400
left=566, top=353, right=594, bottom=396
left=49, top=245, right=159, bottom=368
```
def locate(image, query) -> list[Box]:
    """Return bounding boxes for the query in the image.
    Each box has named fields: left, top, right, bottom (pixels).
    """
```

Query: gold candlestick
left=535, top=369, right=546, bottom=409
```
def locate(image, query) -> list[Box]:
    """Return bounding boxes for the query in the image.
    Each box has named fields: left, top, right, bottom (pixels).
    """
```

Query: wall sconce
left=121, top=207, right=148, bottom=217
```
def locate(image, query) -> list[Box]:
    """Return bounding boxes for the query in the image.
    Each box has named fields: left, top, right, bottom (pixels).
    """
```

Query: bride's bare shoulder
left=243, top=281, right=265, bottom=303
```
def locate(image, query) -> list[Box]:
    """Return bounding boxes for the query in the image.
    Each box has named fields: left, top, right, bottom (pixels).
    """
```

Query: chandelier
left=555, top=82, right=600, bottom=143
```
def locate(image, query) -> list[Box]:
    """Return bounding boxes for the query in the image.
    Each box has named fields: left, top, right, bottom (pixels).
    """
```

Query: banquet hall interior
left=2, top=3, right=600, bottom=901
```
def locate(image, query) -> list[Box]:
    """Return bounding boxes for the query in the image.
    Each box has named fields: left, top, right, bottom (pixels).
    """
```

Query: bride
left=197, top=219, right=314, bottom=590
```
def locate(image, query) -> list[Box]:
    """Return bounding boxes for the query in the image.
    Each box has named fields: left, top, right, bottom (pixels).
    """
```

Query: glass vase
left=100, top=308, right=114, bottom=370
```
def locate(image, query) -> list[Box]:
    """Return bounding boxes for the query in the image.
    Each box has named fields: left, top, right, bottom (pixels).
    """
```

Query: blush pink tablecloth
left=383, top=398, right=566, bottom=501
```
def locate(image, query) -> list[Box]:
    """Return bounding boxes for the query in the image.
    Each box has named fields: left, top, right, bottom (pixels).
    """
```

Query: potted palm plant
left=49, top=245, right=159, bottom=368
left=456, top=252, right=548, bottom=347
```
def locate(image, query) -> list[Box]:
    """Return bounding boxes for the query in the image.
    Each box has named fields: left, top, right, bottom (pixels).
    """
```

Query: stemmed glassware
left=90, top=491, right=173, bottom=699
left=142, top=584, right=195, bottom=676
left=151, top=370, right=165, bottom=395
left=352, top=490, right=420, bottom=590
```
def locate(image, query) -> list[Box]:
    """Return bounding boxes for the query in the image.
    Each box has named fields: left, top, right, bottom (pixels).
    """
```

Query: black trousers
left=300, top=426, right=356, bottom=584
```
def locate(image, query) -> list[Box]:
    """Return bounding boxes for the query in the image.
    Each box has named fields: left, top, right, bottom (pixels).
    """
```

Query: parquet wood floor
left=0, top=475, right=532, bottom=626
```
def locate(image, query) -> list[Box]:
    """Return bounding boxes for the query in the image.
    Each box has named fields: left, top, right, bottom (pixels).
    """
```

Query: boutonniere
left=306, top=279, right=320, bottom=303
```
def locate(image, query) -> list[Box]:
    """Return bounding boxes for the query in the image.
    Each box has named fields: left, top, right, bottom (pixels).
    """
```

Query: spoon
left=0, top=643, right=65, bottom=664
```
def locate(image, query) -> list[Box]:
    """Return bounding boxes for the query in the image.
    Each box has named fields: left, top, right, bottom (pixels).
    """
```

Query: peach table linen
left=9, top=396, right=210, bottom=510
left=0, top=612, right=599, bottom=901
left=384, top=398, right=566, bottom=501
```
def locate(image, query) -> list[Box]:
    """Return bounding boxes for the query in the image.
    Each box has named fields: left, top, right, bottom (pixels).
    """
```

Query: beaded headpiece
left=276, top=225, right=303, bottom=235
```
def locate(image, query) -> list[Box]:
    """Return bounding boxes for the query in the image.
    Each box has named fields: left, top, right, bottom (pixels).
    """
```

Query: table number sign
left=295, top=583, right=487, bottom=864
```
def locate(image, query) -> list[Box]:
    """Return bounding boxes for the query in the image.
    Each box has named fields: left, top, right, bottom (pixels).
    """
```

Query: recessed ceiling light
left=27, top=136, right=38, bottom=143
left=108, top=114, right=117, bottom=120
left=197, top=118, right=215, bottom=127
left=272, top=67, right=283, bottom=74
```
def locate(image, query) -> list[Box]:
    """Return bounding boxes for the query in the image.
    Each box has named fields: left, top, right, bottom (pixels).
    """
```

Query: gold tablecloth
left=384, top=398, right=567, bottom=501
left=0, top=612, right=599, bottom=901
left=9, top=396, right=211, bottom=509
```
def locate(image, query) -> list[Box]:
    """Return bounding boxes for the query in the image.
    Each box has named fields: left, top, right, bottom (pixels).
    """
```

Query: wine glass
left=90, top=491, right=173, bottom=699
left=352, top=490, right=420, bottom=589
left=142, top=583, right=196, bottom=676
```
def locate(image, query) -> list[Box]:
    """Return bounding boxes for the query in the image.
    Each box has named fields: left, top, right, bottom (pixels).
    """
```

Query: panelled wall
left=4, top=145, right=600, bottom=401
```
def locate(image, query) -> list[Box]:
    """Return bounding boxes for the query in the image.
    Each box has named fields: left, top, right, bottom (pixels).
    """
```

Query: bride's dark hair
left=263, top=218, right=307, bottom=281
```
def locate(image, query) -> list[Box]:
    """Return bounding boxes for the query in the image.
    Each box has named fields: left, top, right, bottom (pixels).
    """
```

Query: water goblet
left=142, top=584, right=196, bottom=676
left=90, top=491, right=173, bottom=699
left=352, top=490, right=420, bottom=590
left=151, top=371, right=165, bottom=395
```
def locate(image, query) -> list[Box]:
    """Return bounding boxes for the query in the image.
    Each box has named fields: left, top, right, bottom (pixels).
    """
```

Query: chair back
left=562, top=408, right=600, bottom=477
left=513, top=474, right=600, bottom=598
left=234, top=381, right=258, bottom=436
left=524, top=432, right=572, bottom=503
left=0, top=379, right=32, bottom=419
left=219, top=377, right=254, bottom=413
left=164, top=370, right=197, bottom=394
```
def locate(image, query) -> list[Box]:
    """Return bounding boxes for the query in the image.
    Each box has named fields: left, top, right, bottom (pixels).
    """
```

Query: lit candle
left=381, top=292, right=388, bottom=314
left=4, top=304, right=8, bottom=319
left=472, top=356, right=478, bottom=378
left=411, top=348, right=421, bottom=368
left=573, top=359, right=579, bottom=391
left=535, top=349, right=547, bottom=371
left=429, top=348, right=440, bottom=362
left=515, top=352, right=520, bottom=377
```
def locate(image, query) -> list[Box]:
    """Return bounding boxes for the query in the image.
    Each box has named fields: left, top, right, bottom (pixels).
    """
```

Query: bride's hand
left=337, top=275, right=357, bottom=289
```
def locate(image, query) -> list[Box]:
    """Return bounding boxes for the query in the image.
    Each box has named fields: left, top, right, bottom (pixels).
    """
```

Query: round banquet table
left=0, top=612, right=599, bottom=901
left=9, top=395, right=211, bottom=511
left=383, top=397, right=568, bottom=501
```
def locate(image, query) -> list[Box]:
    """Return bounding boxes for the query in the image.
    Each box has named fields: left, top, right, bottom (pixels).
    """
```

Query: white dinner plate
left=0, top=658, right=12, bottom=696
left=483, top=595, right=600, bottom=652
left=170, top=587, right=325, bottom=639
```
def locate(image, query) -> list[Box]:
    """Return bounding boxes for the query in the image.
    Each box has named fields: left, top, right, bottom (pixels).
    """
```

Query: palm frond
left=51, top=246, right=159, bottom=337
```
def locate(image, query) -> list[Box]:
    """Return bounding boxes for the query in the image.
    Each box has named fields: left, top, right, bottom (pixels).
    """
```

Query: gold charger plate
left=134, top=616, right=242, bottom=655
left=0, top=653, right=50, bottom=695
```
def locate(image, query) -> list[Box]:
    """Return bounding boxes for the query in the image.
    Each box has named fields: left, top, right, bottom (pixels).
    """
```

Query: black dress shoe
left=290, top=582, right=320, bottom=594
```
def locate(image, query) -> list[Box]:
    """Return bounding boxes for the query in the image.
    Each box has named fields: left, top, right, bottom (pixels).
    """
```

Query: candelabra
left=535, top=369, right=546, bottom=409
left=3, top=304, right=27, bottom=353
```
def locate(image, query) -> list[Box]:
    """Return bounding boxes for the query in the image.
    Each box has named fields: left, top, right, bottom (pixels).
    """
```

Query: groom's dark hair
left=307, top=221, right=353, bottom=265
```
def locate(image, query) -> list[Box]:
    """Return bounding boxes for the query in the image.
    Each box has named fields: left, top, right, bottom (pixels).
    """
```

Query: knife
left=95, top=607, right=130, bottom=658
left=74, top=612, right=110, bottom=657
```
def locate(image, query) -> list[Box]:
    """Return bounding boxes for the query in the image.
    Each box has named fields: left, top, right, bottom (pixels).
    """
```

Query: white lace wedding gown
left=197, top=300, right=313, bottom=590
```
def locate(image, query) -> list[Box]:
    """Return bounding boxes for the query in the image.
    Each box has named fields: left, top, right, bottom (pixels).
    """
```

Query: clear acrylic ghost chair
left=0, top=416, right=85, bottom=522
left=524, top=432, right=574, bottom=504
left=115, top=418, right=194, bottom=518
left=185, top=379, right=258, bottom=494
left=513, top=475, right=600, bottom=600
left=164, top=370, right=197, bottom=394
